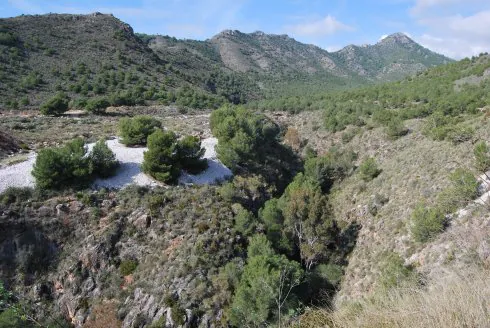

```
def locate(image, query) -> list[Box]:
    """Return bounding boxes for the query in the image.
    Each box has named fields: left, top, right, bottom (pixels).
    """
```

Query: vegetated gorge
left=0, top=12, right=489, bottom=328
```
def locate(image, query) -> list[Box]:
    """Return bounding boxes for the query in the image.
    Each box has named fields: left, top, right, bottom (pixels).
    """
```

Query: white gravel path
left=0, top=137, right=232, bottom=193
left=0, top=153, right=37, bottom=193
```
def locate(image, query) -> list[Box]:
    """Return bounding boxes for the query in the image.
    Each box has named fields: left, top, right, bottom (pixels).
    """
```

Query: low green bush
left=142, top=129, right=180, bottom=183
left=474, top=141, right=490, bottom=172
left=89, top=139, right=119, bottom=178
left=32, top=138, right=118, bottom=190
left=32, top=138, right=90, bottom=189
left=142, top=130, right=208, bottom=183
left=177, top=136, right=208, bottom=174
left=359, top=157, right=381, bottom=181
left=379, top=252, right=417, bottom=289
left=385, top=116, right=409, bottom=139
left=85, top=97, right=110, bottom=114
left=437, top=168, right=479, bottom=214
left=119, top=115, right=161, bottom=146
left=120, top=259, right=138, bottom=276
left=410, top=203, right=446, bottom=243
left=304, top=148, right=356, bottom=192
left=40, top=92, right=69, bottom=116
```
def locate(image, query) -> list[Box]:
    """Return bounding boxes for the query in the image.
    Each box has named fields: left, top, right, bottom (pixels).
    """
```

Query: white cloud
left=325, top=45, right=342, bottom=52
left=405, top=0, right=490, bottom=59
left=417, top=33, right=489, bottom=58
left=379, top=34, right=388, bottom=41
left=414, top=10, right=490, bottom=58
left=410, top=0, right=488, bottom=15
left=285, top=15, right=354, bottom=37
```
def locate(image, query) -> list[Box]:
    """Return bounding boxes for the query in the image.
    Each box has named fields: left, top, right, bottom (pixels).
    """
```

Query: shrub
left=89, top=139, right=119, bottom=178
left=120, top=259, right=138, bottom=276
left=379, top=252, right=417, bottom=289
left=32, top=138, right=91, bottom=190
left=233, top=206, right=257, bottom=236
left=119, top=115, right=161, bottom=146
left=70, top=97, right=88, bottom=109
left=474, top=141, right=490, bottom=172
left=259, top=198, right=284, bottom=248
left=447, top=124, right=474, bottom=144
left=437, top=168, right=479, bottom=214
left=230, top=252, right=303, bottom=327
left=32, top=138, right=120, bottom=190
left=304, top=148, right=356, bottom=192
left=410, top=203, right=446, bottom=243
left=40, top=92, right=69, bottom=116
left=177, top=135, right=207, bottom=174
left=359, top=157, right=381, bottom=181
left=0, top=187, right=32, bottom=205
left=0, top=32, right=18, bottom=46
left=142, top=130, right=180, bottom=183
left=210, top=105, right=280, bottom=170
left=385, top=116, right=408, bottom=139
left=85, top=97, right=110, bottom=114
left=20, top=96, right=29, bottom=106
left=312, top=263, right=344, bottom=286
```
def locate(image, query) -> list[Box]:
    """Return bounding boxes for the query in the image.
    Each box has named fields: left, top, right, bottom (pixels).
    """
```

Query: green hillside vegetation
left=1, top=12, right=490, bottom=328
left=254, top=53, right=490, bottom=144
left=0, top=14, right=228, bottom=111
left=0, top=14, right=452, bottom=112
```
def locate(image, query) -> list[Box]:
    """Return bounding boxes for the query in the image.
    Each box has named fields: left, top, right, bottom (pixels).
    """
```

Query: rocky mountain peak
left=378, top=32, right=414, bottom=45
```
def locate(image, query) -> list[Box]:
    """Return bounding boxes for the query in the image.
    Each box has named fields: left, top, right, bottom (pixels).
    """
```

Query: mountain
left=207, top=30, right=343, bottom=75
left=332, top=32, right=453, bottom=80
left=0, top=13, right=452, bottom=109
left=150, top=30, right=452, bottom=81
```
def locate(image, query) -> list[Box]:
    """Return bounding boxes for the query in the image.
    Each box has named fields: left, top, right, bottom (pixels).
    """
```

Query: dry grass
left=296, top=267, right=490, bottom=328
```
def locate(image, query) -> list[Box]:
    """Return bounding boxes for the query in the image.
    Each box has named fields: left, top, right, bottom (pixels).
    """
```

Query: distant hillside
left=0, top=13, right=452, bottom=110
left=146, top=30, right=453, bottom=97
left=332, top=33, right=452, bottom=81
left=0, top=13, right=228, bottom=110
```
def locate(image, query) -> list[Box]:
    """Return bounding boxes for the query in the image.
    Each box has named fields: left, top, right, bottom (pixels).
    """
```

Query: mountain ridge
left=0, top=13, right=453, bottom=109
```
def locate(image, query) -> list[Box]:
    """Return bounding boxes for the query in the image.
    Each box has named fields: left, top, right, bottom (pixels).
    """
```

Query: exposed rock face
left=209, top=29, right=344, bottom=76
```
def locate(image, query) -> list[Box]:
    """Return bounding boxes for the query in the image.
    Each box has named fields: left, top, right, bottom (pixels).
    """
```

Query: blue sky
left=2, top=0, right=490, bottom=58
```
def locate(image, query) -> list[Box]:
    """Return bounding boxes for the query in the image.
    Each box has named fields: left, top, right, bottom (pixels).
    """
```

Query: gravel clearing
left=0, top=153, right=36, bottom=193
left=178, top=137, right=232, bottom=185
left=0, top=137, right=232, bottom=193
